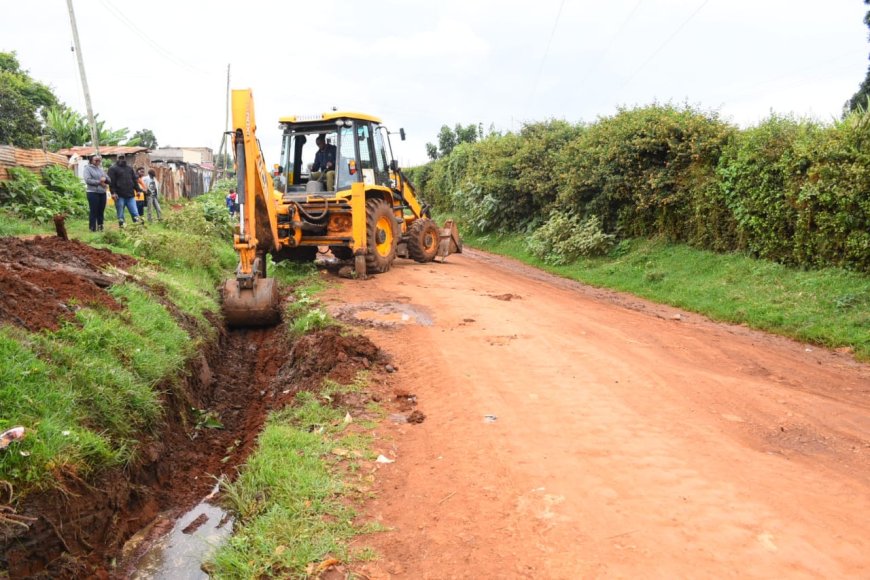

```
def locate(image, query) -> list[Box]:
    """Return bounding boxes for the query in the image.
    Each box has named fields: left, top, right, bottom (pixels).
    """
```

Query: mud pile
left=0, top=235, right=136, bottom=331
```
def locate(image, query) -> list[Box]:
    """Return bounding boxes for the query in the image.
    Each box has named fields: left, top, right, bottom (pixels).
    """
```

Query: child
left=226, top=189, right=238, bottom=217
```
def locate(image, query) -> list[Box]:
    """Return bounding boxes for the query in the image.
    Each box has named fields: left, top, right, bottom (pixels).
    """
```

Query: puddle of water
left=335, top=302, right=433, bottom=327
left=126, top=486, right=233, bottom=580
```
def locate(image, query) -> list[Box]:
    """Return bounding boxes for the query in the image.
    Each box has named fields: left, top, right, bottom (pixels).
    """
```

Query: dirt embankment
left=0, top=237, right=385, bottom=578
left=0, top=236, right=137, bottom=332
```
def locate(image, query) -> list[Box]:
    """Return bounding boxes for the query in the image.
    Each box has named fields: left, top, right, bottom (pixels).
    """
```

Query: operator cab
left=277, top=112, right=400, bottom=200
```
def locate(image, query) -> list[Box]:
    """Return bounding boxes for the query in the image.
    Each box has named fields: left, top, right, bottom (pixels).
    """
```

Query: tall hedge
left=408, top=105, right=870, bottom=272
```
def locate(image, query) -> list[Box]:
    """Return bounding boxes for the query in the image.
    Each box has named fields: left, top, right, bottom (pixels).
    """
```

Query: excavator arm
left=222, top=89, right=283, bottom=327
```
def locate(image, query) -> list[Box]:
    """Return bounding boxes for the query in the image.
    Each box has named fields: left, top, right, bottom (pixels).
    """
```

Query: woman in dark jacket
left=83, top=155, right=109, bottom=231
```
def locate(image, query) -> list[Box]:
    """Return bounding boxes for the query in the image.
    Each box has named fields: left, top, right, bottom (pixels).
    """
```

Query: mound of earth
left=0, top=236, right=136, bottom=332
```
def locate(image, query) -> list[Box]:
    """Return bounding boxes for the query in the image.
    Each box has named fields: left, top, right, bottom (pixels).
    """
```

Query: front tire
left=407, top=218, right=440, bottom=263
left=365, top=198, right=397, bottom=273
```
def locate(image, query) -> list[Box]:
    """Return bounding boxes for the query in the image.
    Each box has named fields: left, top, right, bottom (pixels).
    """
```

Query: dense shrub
left=718, top=112, right=870, bottom=271
left=527, top=213, right=614, bottom=265
left=411, top=103, right=869, bottom=271
left=558, top=104, right=733, bottom=241
left=0, top=166, right=87, bottom=222
left=162, top=188, right=233, bottom=239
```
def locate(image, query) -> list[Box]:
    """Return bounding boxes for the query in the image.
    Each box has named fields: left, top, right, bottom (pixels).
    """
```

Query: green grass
left=211, top=385, right=380, bottom=578
left=0, top=192, right=240, bottom=494
left=0, top=211, right=52, bottom=236
left=464, top=232, right=870, bottom=359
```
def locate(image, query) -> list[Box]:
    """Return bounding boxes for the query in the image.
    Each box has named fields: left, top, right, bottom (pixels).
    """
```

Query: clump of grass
left=286, top=284, right=337, bottom=336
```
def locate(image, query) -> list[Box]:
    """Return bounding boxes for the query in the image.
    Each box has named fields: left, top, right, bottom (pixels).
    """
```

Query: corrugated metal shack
left=0, top=146, right=68, bottom=181
left=149, top=147, right=214, bottom=200
left=56, top=146, right=215, bottom=201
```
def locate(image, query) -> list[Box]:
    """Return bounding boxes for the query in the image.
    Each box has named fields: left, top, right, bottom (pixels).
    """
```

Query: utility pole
left=66, top=0, right=100, bottom=153
left=217, top=64, right=231, bottom=174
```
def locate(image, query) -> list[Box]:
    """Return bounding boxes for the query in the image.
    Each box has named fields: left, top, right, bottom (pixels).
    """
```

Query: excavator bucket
left=437, top=219, right=463, bottom=261
left=222, top=277, right=281, bottom=327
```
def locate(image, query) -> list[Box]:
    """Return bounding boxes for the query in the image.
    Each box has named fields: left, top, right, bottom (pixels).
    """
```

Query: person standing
left=134, top=167, right=148, bottom=218
left=107, top=154, right=143, bottom=227
left=143, top=169, right=162, bottom=222
left=226, top=188, right=238, bottom=216
left=83, top=154, right=109, bottom=231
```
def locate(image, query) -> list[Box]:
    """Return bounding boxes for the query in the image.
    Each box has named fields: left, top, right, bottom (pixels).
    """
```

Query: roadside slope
left=324, top=249, right=870, bottom=578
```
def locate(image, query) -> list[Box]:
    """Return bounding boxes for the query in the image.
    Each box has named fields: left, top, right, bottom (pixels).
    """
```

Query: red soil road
left=322, top=248, right=870, bottom=579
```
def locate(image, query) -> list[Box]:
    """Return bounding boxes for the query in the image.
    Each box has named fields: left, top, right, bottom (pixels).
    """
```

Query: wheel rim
left=423, top=231, right=437, bottom=252
left=375, top=215, right=394, bottom=257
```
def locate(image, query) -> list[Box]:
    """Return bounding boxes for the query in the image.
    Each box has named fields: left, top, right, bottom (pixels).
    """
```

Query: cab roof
left=279, top=111, right=383, bottom=125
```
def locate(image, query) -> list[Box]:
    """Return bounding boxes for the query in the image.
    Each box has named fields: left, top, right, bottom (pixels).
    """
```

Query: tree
left=847, top=0, right=870, bottom=112
left=130, top=128, right=158, bottom=149
left=425, top=142, right=439, bottom=160
left=44, top=105, right=130, bottom=150
left=454, top=123, right=478, bottom=145
left=0, top=51, right=58, bottom=147
left=437, top=125, right=457, bottom=157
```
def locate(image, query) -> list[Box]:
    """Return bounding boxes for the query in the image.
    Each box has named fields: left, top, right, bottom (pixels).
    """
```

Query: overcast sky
left=2, top=1, right=868, bottom=166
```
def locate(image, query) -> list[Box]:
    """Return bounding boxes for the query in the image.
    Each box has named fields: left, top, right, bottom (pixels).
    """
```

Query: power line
left=96, top=0, right=206, bottom=74
left=616, top=0, right=712, bottom=94
left=524, top=0, right=568, bottom=118
left=577, top=0, right=645, bottom=87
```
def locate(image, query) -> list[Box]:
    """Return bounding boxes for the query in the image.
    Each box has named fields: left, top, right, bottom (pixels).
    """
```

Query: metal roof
left=56, top=145, right=149, bottom=157
left=278, top=111, right=383, bottom=125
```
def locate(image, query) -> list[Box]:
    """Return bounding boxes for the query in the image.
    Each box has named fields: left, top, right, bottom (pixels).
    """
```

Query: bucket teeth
left=222, top=278, right=281, bottom=327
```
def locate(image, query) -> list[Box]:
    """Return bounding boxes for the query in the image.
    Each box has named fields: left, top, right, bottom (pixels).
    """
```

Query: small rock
left=671, top=314, right=682, bottom=321
left=376, top=454, right=395, bottom=464
left=385, top=364, right=397, bottom=373
left=407, top=410, right=426, bottom=424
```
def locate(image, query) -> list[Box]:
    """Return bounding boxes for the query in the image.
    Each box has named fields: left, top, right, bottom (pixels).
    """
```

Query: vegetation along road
left=325, top=248, right=870, bottom=579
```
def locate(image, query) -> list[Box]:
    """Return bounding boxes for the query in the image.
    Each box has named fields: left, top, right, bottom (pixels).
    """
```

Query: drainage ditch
left=1, top=319, right=384, bottom=578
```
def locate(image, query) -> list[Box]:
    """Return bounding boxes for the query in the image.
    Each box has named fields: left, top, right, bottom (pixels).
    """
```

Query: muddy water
left=333, top=301, right=433, bottom=327
left=124, top=486, right=232, bottom=579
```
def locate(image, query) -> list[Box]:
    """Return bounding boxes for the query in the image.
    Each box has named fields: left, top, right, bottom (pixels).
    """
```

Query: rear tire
left=365, top=198, right=397, bottom=273
left=407, top=218, right=440, bottom=263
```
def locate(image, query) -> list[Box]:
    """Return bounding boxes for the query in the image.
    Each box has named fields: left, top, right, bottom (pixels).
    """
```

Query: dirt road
left=323, top=249, right=870, bottom=579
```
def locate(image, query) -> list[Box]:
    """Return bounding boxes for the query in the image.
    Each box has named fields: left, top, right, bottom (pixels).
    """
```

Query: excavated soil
left=0, top=236, right=137, bottom=332
left=0, top=237, right=385, bottom=578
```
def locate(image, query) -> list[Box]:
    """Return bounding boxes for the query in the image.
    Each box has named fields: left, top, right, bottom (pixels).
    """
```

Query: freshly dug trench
left=1, top=322, right=385, bottom=578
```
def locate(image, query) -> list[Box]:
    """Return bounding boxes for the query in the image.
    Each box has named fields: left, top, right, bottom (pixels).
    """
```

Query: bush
left=527, top=213, right=614, bottom=265
left=162, top=190, right=233, bottom=239
left=414, top=103, right=870, bottom=272
left=0, top=166, right=87, bottom=222
left=718, top=111, right=870, bottom=271
left=558, top=104, right=733, bottom=241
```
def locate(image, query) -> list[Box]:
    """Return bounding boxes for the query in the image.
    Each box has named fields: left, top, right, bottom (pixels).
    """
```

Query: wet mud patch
left=332, top=301, right=433, bottom=328
left=0, top=235, right=136, bottom=332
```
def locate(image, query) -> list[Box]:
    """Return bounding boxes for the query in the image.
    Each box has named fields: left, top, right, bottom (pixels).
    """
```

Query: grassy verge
left=464, top=232, right=870, bottom=360
left=210, top=376, right=382, bottom=578
left=0, top=188, right=237, bottom=495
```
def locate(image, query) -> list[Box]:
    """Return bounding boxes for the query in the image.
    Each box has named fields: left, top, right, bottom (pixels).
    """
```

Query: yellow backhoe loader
left=222, top=89, right=461, bottom=327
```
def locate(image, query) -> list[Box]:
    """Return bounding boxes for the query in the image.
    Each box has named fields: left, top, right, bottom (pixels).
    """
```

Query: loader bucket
left=222, top=277, right=281, bottom=327
left=437, top=219, right=463, bottom=261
